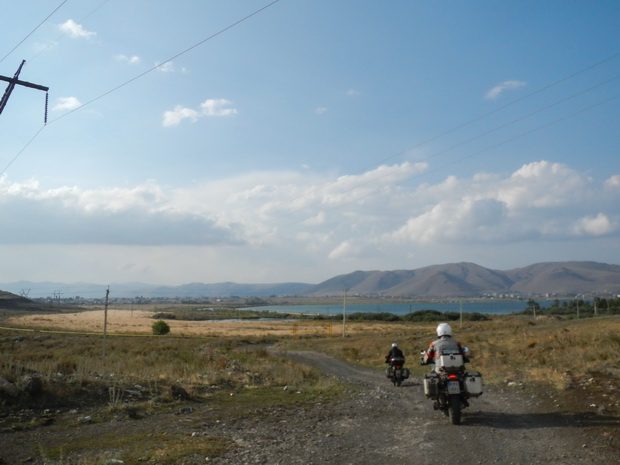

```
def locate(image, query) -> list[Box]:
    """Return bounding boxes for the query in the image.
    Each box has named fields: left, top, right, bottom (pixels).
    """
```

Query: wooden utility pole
left=342, top=287, right=348, bottom=337
left=0, top=60, right=49, bottom=122
left=102, top=287, right=110, bottom=360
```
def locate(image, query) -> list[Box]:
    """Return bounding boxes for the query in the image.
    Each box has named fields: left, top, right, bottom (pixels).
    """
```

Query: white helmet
left=391, top=342, right=398, bottom=348
left=436, top=323, right=453, bottom=337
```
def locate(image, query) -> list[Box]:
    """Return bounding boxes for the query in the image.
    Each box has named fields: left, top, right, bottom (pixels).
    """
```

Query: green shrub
left=152, top=320, right=171, bottom=335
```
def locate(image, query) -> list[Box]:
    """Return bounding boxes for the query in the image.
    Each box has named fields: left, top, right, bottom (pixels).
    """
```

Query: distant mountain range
left=303, top=261, right=620, bottom=298
left=1, top=261, right=619, bottom=300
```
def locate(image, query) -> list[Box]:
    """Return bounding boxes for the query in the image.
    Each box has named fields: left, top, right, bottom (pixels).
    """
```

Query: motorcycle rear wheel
left=448, top=395, right=462, bottom=425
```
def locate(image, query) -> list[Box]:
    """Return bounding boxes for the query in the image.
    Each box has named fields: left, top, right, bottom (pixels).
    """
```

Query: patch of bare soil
left=1, top=351, right=618, bottom=465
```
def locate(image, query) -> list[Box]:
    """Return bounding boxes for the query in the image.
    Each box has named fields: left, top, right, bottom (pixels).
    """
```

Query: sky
left=1, top=0, right=619, bottom=293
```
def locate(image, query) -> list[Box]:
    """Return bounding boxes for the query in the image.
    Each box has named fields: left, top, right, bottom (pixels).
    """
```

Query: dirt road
left=212, top=351, right=618, bottom=465
left=1, top=350, right=617, bottom=464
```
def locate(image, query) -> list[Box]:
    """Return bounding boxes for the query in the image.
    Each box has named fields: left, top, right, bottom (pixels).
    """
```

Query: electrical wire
left=28, top=0, right=114, bottom=62
left=273, top=69, right=620, bottom=223
left=0, top=126, right=46, bottom=178
left=280, top=93, right=620, bottom=231
left=0, top=0, right=282, bottom=175
left=0, top=0, right=70, bottom=64
left=48, top=0, right=282, bottom=124
left=1, top=1, right=617, bottom=211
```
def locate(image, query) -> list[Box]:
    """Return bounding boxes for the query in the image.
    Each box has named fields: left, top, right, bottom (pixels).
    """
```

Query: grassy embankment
left=1, top=308, right=618, bottom=463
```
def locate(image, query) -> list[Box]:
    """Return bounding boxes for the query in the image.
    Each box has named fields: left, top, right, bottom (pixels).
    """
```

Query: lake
left=245, top=300, right=561, bottom=316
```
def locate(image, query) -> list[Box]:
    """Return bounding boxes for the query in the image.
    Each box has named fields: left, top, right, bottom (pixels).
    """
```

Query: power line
left=265, top=52, right=620, bottom=216
left=0, top=125, right=46, bottom=178
left=48, top=0, right=282, bottom=124
left=0, top=0, right=70, bottom=64
left=1, top=2, right=616, bottom=204
left=273, top=72, right=620, bottom=226
left=28, top=0, right=114, bottom=62
left=281, top=93, right=620, bottom=230
left=0, top=0, right=282, bottom=174
left=335, top=52, right=620, bottom=183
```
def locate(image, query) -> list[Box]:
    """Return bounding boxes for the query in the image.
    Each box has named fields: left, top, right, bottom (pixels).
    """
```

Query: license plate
left=447, top=381, right=460, bottom=394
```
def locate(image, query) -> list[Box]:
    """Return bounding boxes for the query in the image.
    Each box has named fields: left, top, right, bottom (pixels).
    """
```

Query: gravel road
left=1, top=351, right=617, bottom=464
left=212, top=351, right=618, bottom=465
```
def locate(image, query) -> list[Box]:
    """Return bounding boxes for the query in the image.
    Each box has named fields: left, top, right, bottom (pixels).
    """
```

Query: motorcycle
left=421, top=348, right=482, bottom=424
left=385, top=356, right=410, bottom=386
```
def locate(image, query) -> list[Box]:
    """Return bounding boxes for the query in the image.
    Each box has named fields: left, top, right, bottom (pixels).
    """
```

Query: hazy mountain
left=1, top=261, right=619, bottom=299
left=0, top=280, right=311, bottom=299
left=301, top=261, right=620, bottom=298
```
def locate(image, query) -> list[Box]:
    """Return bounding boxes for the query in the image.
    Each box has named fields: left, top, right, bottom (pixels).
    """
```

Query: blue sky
left=1, top=0, right=619, bottom=291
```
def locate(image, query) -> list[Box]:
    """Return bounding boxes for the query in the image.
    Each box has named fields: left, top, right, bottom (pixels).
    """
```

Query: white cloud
left=162, top=106, right=200, bottom=127
left=114, top=54, right=141, bottom=64
left=315, top=107, right=328, bottom=115
left=605, top=175, right=620, bottom=189
left=156, top=61, right=187, bottom=73
left=1, top=160, right=619, bottom=283
left=573, top=213, right=613, bottom=236
left=328, top=240, right=354, bottom=259
left=156, top=61, right=175, bottom=72
left=52, top=97, right=82, bottom=111
left=485, top=80, right=526, bottom=100
left=200, top=99, right=238, bottom=117
left=382, top=160, right=619, bottom=246
left=163, top=99, right=237, bottom=127
left=58, top=19, right=96, bottom=39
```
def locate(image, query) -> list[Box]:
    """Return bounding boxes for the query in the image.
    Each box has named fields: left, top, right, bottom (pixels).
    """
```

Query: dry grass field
left=4, top=308, right=619, bottom=391
left=1, top=308, right=619, bottom=464
left=2, top=308, right=396, bottom=338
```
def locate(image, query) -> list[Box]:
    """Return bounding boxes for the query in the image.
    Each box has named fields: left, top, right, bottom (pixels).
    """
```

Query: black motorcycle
left=386, top=356, right=410, bottom=386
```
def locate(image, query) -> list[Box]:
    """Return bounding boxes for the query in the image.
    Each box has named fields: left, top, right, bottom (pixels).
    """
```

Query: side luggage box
left=423, top=373, right=439, bottom=398
left=464, top=371, right=483, bottom=397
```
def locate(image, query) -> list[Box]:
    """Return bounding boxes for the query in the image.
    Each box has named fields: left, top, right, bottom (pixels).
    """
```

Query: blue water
left=245, top=300, right=558, bottom=316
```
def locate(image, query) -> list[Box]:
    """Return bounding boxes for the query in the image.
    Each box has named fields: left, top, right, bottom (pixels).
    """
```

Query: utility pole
left=594, top=294, right=598, bottom=316
left=342, top=287, right=349, bottom=337
left=102, top=287, right=110, bottom=360
left=0, top=60, right=49, bottom=123
left=576, top=299, right=580, bottom=319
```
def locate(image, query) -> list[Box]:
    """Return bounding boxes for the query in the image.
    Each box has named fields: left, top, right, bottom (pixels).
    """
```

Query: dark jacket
left=385, top=346, right=404, bottom=364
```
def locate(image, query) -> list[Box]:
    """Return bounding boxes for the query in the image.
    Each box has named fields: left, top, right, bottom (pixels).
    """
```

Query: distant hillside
left=301, top=261, right=620, bottom=298
left=149, top=282, right=311, bottom=298
left=0, top=281, right=312, bottom=299
left=1, top=261, right=619, bottom=299
left=0, top=291, right=56, bottom=311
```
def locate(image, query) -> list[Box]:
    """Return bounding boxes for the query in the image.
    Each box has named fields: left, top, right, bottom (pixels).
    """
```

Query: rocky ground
left=1, top=351, right=618, bottom=465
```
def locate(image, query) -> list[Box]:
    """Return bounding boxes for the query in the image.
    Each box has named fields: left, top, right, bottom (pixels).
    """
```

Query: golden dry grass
left=2, top=308, right=398, bottom=338
left=4, top=310, right=619, bottom=391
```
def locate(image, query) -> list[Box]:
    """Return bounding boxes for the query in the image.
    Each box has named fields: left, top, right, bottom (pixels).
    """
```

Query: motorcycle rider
left=421, top=323, right=468, bottom=372
left=385, top=342, right=404, bottom=364
left=385, top=342, right=405, bottom=378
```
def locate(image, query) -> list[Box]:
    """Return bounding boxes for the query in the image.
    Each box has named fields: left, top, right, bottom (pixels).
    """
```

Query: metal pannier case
left=438, top=353, right=464, bottom=370
left=423, top=373, right=439, bottom=398
left=464, top=371, right=483, bottom=397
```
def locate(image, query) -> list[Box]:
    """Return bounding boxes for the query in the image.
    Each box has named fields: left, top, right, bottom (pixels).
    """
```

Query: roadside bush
left=152, top=320, right=171, bottom=335
left=402, top=310, right=445, bottom=322
left=152, top=312, right=177, bottom=320
left=347, top=312, right=400, bottom=321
